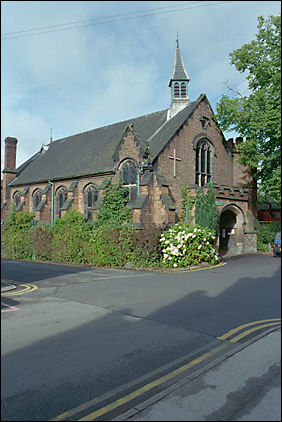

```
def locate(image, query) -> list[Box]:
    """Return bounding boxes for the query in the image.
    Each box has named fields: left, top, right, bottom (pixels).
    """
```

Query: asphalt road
left=1, top=255, right=281, bottom=421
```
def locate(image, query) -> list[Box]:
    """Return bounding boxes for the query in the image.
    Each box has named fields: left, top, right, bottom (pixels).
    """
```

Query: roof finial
left=50, top=127, right=53, bottom=143
left=176, top=33, right=179, bottom=48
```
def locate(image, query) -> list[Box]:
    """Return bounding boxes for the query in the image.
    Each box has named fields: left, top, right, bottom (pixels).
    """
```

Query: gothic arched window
left=83, top=184, right=98, bottom=220
left=174, top=83, right=180, bottom=98
left=181, top=83, right=186, bottom=97
left=119, top=160, right=137, bottom=201
left=55, top=187, right=67, bottom=218
left=33, top=190, right=42, bottom=210
left=13, top=191, right=21, bottom=207
left=195, top=140, right=213, bottom=186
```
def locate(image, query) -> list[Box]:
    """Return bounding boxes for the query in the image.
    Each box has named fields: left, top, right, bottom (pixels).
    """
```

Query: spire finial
left=50, top=127, right=53, bottom=143
left=176, top=33, right=179, bottom=48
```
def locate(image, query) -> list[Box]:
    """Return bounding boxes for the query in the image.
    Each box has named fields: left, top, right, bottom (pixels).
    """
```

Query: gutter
left=48, top=180, right=54, bottom=224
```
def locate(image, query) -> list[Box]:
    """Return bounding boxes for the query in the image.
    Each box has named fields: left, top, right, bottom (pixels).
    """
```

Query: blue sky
left=1, top=1, right=281, bottom=171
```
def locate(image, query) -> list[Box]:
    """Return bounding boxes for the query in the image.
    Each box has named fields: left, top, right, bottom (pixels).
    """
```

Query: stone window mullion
left=120, top=159, right=137, bottom=201
left=195, top=140, right=213, bottom=187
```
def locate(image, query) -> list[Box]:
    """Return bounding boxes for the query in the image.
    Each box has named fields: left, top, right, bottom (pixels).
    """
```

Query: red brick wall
left=2, top=99, right=256, bottom=230
left=5, top=175, right=112, bottom=223
left=157, top=98, right=234, bottom=216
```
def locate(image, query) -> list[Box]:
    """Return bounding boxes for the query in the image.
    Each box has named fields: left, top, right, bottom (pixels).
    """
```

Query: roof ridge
left=148, top=95, right=205, bottom=160
left=148, top=98, right=198, bottom=143
left=54, top=108, right=169, bottom=143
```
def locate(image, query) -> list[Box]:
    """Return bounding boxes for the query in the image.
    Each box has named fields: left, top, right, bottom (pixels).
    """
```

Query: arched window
left=119, top=160, right=137, bottom=201
left=195, top=140, right=213, bottom=186
left=55, top=187, right=67, bottom=218
left=58, top=189, right=67, bottom=208
left=33, top=190, right=42, bottom=210
left=83, top=184, right=98, bottom=220
left=181, top=83, right=186, bottom=97
left=13, top=191, right=21, bottom=207
left=174, top=83, right=180, bottom=98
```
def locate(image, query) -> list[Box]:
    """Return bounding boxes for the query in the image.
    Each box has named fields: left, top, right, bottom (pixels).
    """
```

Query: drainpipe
left=137, top=151, right=153, bottom=196
left=137, top=166, right=142, bottom=196
left=48, top=180, right=54, bottom=224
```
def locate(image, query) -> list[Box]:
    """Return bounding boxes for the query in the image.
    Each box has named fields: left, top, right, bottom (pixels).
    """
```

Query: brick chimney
left=2, top=137, right=18, bottom=202
left=4, top=137, right=18, bottom=170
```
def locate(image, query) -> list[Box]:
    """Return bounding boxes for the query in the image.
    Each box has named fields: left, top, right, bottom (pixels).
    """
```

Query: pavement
left=1, top=280, right=17, bottom=292
left=114, top=328, right=281, bottom=421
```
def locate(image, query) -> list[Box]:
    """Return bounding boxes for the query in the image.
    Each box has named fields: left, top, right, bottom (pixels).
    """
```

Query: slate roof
left=9, top=94, right=206, bottom=187
left=168, top=44, right=190, bottom=87
left=9, top=109, right=167, bottom=186
left=149, top=95, right=204, bottom=159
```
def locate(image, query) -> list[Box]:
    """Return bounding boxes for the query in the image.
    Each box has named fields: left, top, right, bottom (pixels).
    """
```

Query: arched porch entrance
left=219, top=205, right=245, bottom=255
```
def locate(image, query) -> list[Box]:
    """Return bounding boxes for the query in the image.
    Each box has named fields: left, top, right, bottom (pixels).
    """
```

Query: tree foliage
left=181, top=185, right=196, bottom=225
left=195, top=184, right=218, bottom=233
left=97, top=181, right=133, bottom=227
left=215, top=15, right=281, bottom=201
left=1, top=208, right=35, bottom=259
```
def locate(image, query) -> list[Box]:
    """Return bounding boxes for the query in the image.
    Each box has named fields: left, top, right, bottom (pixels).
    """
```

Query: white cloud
left=1, top=109, right=50, bottom=170
left=1, top=1, right=281, bottom=172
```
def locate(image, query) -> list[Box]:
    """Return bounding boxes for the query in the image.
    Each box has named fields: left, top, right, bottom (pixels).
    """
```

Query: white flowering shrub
left=160, top=223, right=219, bottom=268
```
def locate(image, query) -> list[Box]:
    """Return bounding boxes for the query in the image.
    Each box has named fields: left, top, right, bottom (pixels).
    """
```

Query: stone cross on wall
left=169, top=149, right=181, bottom=177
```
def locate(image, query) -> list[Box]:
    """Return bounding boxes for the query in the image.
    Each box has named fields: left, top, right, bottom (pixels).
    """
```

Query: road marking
left=51, top=343, right=229, bottom=421
left=170, top=262, right=227, bottom=272
left=227, top=322, right=281, bottom=343
left=1, top=302, right=20, bottom=312
left=87, top=274, right=152, bottom=281
left=51, top=316, right=281, bottom=421
left=217, top=318, right=281, bottom=341
left=77, top=344, right=229, bottom=420
left=1, top=283, right=38, bottom=296
left=187, top=262, right=226, bottom=272
left=50, top=339, right=221, bottom=421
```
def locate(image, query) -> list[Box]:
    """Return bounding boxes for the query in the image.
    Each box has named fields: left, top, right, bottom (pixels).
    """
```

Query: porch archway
left=219, top=205, right=245, bottom=255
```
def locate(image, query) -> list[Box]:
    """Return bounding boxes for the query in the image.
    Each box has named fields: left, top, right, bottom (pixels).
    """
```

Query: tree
left=215, top=15, right=281, bottom=202
left=195, top=184, right=218, bottom=233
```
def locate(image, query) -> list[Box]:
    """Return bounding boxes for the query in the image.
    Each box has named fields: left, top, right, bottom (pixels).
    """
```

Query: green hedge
left=3, top=209, right=280, bottom=267
left=1, top=209, right=35, bottom=260
left=257, top=221, right=281, bottom=252
left=1, top=209, right=162, bottom=267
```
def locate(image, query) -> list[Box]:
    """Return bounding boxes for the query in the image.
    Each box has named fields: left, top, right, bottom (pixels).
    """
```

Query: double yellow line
left=217, top=318, right=281, bottom=343
left=51, top=318, right=281, bottom=421
left=1, top=282, right=38, bottom=296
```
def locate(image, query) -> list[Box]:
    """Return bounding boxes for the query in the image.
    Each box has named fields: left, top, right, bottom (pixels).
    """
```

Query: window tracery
left=195, top=140, right=213, bottom=186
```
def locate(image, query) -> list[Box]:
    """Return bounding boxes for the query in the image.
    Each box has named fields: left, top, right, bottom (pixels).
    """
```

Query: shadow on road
left=1, top=257, right=281, bottom=421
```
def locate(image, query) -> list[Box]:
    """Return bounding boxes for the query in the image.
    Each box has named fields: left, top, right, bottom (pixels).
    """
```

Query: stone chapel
left=1, top=40, right=258, bottom=256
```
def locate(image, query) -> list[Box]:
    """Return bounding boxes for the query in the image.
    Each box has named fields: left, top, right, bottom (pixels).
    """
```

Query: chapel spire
left=167, top=37, right=190, bottom=120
